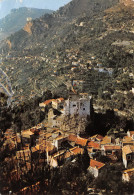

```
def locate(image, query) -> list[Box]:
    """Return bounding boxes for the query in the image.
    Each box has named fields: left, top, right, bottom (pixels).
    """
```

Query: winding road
left=0, top=62, right=13, bottom=106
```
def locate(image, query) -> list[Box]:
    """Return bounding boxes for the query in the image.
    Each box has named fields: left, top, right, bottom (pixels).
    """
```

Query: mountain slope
left=0, top=0, right=120, bottom=56
left=0, top=7, right=53, bottom=41
left=0, top=0, right=134, bottom=118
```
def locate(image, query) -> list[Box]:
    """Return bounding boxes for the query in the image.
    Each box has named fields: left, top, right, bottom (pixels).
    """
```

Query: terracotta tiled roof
left=55, top=135, right=67, bottom=141
left=64, top=151, right=72, bottom=159
left=36, top=141, right=55, bottom=152
left=30, top=128, right=40, bottom=134
left=71, top=147, right=83, bottom=155
left=52, top=99, right=58, bottom=103
left=100, top=136, right=111, bottom=145
left=68, top=135, right=88, bottom=146
left=4, top=129, right=14, bottom=134
left=52, top=98, right=64, bottom=103
left=90, top=159, right=105, bottom=170
left=122, top=145, right=134, bottom=155
left=123, top=168, right=134, bottom=179
left=91, top=134, right=103, bottom=141
left=123, top=168, right=134, bottom=174
left=68, top=134, right=77, bottom=142
left=128, top=131, right=134, bottom=137
left=88, top=141, right=100, bottom=149
left=122, top=136, right=134, bottom=145
left=75, top=137, right=88, bottom=147
left=21, top=130, right=34, bottom=136
left=130, top=131, right=134, bottom=136
left=53, top=149, right=66, bottom=157
left=45, top=133, right=52, bottom=139
left=43, top=99, right=54, bottom=105
left=57, top=98, right=64, bottom=101
left=35, top=145, right=40, bottom=150
left=104, top=145, right=121, bottom=150
left=123, top=136, right=133, bottom=142
left=31, top=146, right=39, bottom=153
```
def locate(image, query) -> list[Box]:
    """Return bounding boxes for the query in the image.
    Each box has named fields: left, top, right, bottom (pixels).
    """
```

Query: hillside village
left=1, top=90, right=134, bottom=194
left=0, top=0, right=134, bottom=194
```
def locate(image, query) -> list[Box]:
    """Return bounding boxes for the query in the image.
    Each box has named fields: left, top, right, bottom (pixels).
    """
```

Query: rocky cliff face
left=23, top=21, right=33, bottom=35
left=6, top=40, right=12, bottom=49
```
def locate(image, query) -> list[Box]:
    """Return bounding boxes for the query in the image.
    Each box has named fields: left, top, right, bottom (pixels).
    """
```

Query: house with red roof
left=90, top=134, right=103, bottom=142
left=49, top=147, right=83, bottom=167
left=127, top=130, right=134, bottom=140
left=122, top=145, right=134, bottom=168
left=53, top=135, right=68, bottom=150
left=101, top=145, right=122, bottom=161
left=39, top=98, right=64, bottom=111
left=39, top=99, right=54, bottom=111
left=87, top=141, right=101, bottom=157
left=88, top=141, right=101, bottom=151
left=21, top=129, right=35, bottom=145
left=88, top=159, right=105, bottom=177
left=67, top=134, right=78, bottom=147
left=122, top=136, right=134, bottom=146
left=122, top=168, right=134, bottom=182
left=67, top=134, right=88, bottom=147
left=52, top=98, right=64, bottom=110
left=100, top=136, right=113, bottom=146
left=75, top=137, right=88, bottom=147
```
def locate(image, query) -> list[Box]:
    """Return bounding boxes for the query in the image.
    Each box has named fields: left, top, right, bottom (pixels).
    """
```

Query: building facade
left=63, top=92, right=91, bottom=117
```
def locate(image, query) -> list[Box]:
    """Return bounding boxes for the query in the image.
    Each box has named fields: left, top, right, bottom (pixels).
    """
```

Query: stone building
left=63, top=92, right=91, bottom=117
left=122, top=145, right=134, bottom=168
left=122, top=168, right=134, bottom=182
left=88, top=159, right=105, bottom=178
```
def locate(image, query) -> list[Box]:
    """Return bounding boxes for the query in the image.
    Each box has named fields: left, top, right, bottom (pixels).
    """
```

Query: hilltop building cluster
left=39, top=92, right=91, bottom=117
left=39, top=92, right=91, bottom=134
left=2, top=91, right=134, bottom=187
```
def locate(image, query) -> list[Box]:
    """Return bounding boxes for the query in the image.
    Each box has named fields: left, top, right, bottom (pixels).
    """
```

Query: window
left=83, top=108, right=85, bottom=110
left=73, top=105, right=76, bottom=107
left=127, top=155, right=131, bottom=160
left=107, top=151, right=112, bottom=155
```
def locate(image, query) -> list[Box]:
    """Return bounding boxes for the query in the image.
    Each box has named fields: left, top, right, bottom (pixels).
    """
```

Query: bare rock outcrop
left=6, top=40, right=12, bottom=49
left=23, top=21, right=33, bottom=35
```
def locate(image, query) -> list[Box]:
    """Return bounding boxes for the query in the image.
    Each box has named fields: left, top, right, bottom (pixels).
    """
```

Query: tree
left=76, top=148, right=90, bottom=173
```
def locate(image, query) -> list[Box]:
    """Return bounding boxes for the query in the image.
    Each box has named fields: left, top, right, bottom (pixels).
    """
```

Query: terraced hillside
left=0, top=0, right=134, bottom=118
